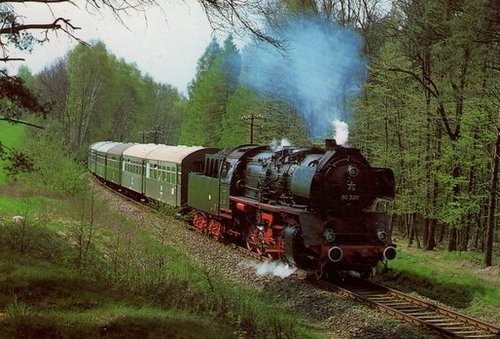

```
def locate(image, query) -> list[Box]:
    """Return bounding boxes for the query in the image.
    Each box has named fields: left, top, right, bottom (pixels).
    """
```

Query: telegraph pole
left=241, top=114, right=263, bottom=143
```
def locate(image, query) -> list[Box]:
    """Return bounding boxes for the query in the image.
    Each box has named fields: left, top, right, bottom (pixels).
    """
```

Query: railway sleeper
left=394, top=305, right=424, bottom=315
left=438, top=323, right=474, bottom=328
left=424, top=318, right=459, bottom=323
left=379, top=302, right=409, bottom=309
left=453, top=330, right=494, bottom=336
left=405, top=312, right=437, bottom=317
left=358, top=292, right=388, bottom=297
left=369, top=297, right=397, bottom=302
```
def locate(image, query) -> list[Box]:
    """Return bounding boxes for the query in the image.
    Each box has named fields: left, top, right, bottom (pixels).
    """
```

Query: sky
left=6, top=1, right=216, bottom=94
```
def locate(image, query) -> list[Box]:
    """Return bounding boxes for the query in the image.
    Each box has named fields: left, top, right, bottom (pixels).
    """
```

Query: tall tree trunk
left=423, top=49, right=434, bottom=250
left=426, top=123, right=441, bottom=251
left=485, top=110, right=500, bottom=266
left=448, top=227, right=458, bottom=252
left=447, top=165, right=461, bottom=251
left=438, top=224, right=445, bottom=243
left=459, top=226, right=470, bottom=252
left=426, top=219, right=437, bottom=250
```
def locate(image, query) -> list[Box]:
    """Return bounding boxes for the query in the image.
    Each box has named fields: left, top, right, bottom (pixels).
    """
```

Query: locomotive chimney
left=325, top=139, right=338, bottom=151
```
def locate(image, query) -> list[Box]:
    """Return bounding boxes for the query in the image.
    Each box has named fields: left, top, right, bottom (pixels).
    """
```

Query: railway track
left=316, top=279, right=500, bottom=338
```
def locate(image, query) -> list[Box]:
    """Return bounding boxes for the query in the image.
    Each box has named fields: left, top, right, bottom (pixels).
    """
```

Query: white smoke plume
left=255, top=262, right=296, bottom=278
left=270, top=138, right=291, bottom=152
left=332, top=120, right=349, bottom=146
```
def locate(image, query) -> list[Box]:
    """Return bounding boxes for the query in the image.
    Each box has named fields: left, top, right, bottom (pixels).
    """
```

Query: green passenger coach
left=96, top=142, right=121, bottom=180
left=144, top=145, right=217, bottom=207
left=106, top=143, right=135, bottom=185
left=88, top=141, right=111, bottom=174
left=122, top=144, right=162, bottom=195
left=89, top=141, right=218, bottom=208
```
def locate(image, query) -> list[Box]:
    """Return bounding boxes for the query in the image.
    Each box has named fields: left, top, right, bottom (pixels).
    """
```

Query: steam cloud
left=332, top=120, right=349, bottom=146
left=255, top=262, right=296, bottom=278
left=241, top=16, right=366, bottom=139
left=270, top=138, right=291, bottom=151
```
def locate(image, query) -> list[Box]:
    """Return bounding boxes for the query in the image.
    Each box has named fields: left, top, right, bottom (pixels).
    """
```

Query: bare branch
left=388, top=67, right=439, bottom=98
left=389, top=67, right=460, bottom=141
left=0, top=57, right=24, bottom=61
left=0, top=117, right=45, bottom=129
left=199, top=0, right=284, bottom=47
left=0, top=0, right=72, bottom=3
left=0, top=17, right=80, bottom=34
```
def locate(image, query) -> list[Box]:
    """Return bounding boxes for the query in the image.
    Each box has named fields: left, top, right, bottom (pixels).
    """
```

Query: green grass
left=0, top=195, right=53, bottom=216
left=0, top=256, right=235, bottom=338
left=0, top=121, right=25, bottom=184
left=380, top=247, right=500, bottom=323
left=0, top=184, right=323, bottom=338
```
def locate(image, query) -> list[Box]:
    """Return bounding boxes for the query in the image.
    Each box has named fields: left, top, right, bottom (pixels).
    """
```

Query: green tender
left=188, top=173, right=220, bottom=215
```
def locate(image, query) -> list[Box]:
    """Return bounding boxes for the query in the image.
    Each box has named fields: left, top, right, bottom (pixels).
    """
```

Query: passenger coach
left=90, top=142, right=217, bottom=207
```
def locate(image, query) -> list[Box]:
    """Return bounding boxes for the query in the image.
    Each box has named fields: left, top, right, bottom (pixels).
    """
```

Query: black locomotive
left=89, top=139, right=396, bottom=279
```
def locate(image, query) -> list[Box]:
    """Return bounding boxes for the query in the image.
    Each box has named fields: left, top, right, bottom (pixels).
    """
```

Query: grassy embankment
left=378, top=242, right=500, bottom=324
left=0, top=121, right=25, bottom=184
left=0, top=124, right=320, bottom=337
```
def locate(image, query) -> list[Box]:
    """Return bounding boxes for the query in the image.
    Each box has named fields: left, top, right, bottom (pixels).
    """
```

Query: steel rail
left=316, top=280, right=500, bottom=338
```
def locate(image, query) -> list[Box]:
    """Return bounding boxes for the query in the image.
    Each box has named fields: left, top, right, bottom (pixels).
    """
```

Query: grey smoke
left=241, top=17, right=367, bottom=139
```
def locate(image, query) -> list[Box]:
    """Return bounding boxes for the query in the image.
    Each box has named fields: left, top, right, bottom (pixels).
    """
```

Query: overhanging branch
left=0, top=17, right=80, bottom=35
left=0, top=117, right=45, bottom=129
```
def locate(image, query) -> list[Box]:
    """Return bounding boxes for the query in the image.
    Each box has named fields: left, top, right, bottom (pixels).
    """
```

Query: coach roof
left=96, top=142, right=122, bottom=153
left=145, top=145, right=205, bottom=164
left=108, top=143, right=135, bottom=156
left=89, top=141, right=111, bottom=151
left=122, top=143, right=163, bottom=159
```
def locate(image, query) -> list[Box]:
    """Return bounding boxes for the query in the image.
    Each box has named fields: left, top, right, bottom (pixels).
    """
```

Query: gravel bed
left=94, top=182, right=434, bottom=338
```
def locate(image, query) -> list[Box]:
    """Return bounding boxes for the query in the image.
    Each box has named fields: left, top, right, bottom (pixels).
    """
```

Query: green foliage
left=181, top=35, right=310, bottom=148
left=27, top=41, right=186, bottom=161
left=14, top=132, right=87, bottom=196
left=179, top=37, right=241, bottom=147
left=352, top=0, right=499, bottom=252
left=0, top=121, right=25, bottom=184
left=0, top=183, right=316, bottom=337
left=65, top=42, right=113, bottom=153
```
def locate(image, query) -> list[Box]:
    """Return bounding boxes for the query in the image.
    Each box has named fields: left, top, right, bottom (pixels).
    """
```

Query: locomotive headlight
left=377, top=229, right=387, bottom=241
left=323, top=228, right=336, bottom=243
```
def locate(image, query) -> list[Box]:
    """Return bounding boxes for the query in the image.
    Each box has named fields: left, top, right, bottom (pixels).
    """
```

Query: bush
left=14, top=132, right=88, bottom=196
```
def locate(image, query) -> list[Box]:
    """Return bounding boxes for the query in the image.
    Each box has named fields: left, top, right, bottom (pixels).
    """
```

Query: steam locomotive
left=89, top=139, right=396, bottom=279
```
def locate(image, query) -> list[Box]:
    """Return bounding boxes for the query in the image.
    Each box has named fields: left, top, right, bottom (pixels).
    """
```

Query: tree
left=65, top=42, right=111, bottom=151
left=0, top=0, right=158, bottom=170
left=384, top=0, right=499, bottom=251
left=485, top=110, right=500, bottom=266
left=179, top=36, right=241, bottom=147
left=221, top=86, right=309, bottom=147
left=34, top=59, right=70, bottom=139
left=352, top=0, right=499, bottom=254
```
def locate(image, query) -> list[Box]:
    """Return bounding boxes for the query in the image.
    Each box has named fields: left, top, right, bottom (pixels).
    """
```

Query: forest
left=1, top=0, right=499, bottom=265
